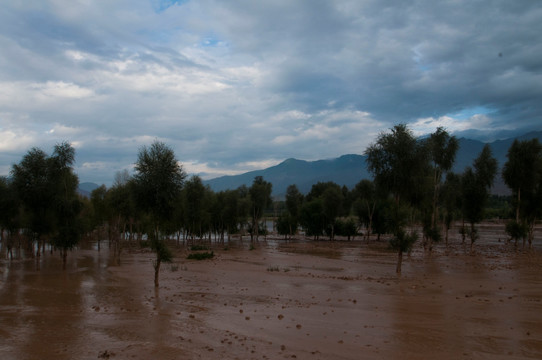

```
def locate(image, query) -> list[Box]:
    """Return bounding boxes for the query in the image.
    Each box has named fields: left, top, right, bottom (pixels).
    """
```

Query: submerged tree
left=11, top=142, right=83, bottom=268
left=133, top=141, right=186, bottom=287
left=424, top=127, right=458, bottom=251
left=461, top=145, right=497, bottom=251
left=49, top=142, right=83, bottom=269
left=365, top=124, right=427, bottom=273
left=353, top=179, right=378, bottom=240
left=285, top=184, right=303, bottom=236
left=11, top=148, right=55, bottom=259
left=248, top=176, right=272, bottom=241
left=0, top=176, right=20, bottom=259
left=502, top=139, right=542, bottom=247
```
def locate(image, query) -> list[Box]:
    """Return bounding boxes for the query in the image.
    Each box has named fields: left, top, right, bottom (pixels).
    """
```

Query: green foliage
left=277, top=212, right=297, bottom=238
left=151, top=237, right=173, bottom=263
left=334, top=218, right=358, bottom=240
left=461, top=145, right=498, bottom=228
left=365, top=124, right=428, bottom=204
left=505, top=220, right=528, bottom=243
left=389, top=228, right=418, bottom=253
left=285, top=184, right=303, bottom=219
left=183, top=176, right=208, bottom=238
left=10, top=142, right=83, bottom=261
left=133, top=141, right=186, bottom=223
left=248, top=176, right=272, bottom=240
left=299, top=198, right=325, bottom=239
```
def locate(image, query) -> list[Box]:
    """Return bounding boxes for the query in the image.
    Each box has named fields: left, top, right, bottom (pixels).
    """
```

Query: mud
left=1, top=223, right=542, bottom=359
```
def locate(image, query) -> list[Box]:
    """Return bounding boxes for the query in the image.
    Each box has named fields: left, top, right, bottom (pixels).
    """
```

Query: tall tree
left=49, top=142, right=83, bottom=269
left=11, top=148, right=55, bottom=259
left=365, top=124, right=427, bottom=273
left=424, top=127, right=458, bottom=251
left=90, top=185, right=108, bottom=250
left=133, top=141, right=186, bottom=287
left=0, top=177, right=20, bottom=259
left=299, top=198, right=325, bottom=240
left=11, top=142, right=83, bottom=268
left=502, top=139, right=542, bottom=246
left=353, top=179, right=378, bottom=240
left=183, top=175, right=206, bottom=240
left=322, top=185, right=343, bottom=240
left=285, top=184, right=303, bottom=235
left=440, top=172, right=462, bottom=245
left=461, top=145, right=497, bottom=250
left=248, top=176, right=272, bottom=241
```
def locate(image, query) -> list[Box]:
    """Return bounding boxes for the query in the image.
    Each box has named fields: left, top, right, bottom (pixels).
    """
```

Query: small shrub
left=190, top=244, right=209, bottom=251
left=187, top=251, right=214, bottom=260
left=267, top=266, right=280, bottom=272
left=139, top=240, right=150, bottom=248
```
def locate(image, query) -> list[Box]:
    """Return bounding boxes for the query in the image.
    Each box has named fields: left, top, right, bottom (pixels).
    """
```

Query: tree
left=183, top=176, right=206, bottom=240
left=461, top=145, right=497, bottom=250
left=299, top=198, right=325, bottom=240
left=440, top=172, right=462, bottom=245
left=502, top=139, right=542, bottom=247
left=11, top=148, right=55, bottom=259
left=106, top=179, right=136, bottom=264
left=248, top=176, right=272, bottom=241
left=502, top=139, right=542, bottom=221
left=11, top=142, right=83, bottom=268
left=285, top=184, right=303, bottom=236
left=133, top=141, right=186, bottom=287
left=48, top=142, right=83, bottom=269
left=353, top=179, right=378, bottom=240
left=90, top=185, right=108, bottom=250
left=365, top=124, right=427, bottom=273
left=424, top=127, right=458, bottom=251
left=322, top=185, right=343, bottom=240
left=0, top=177, right=20, bottom=260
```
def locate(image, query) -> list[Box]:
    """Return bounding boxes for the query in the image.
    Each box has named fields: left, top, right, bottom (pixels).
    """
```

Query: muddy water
left=1, top=225, right=542, bottom=359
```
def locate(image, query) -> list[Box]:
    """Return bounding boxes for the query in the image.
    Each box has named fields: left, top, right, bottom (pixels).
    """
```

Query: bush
left=187, top=251, right=214, bottom=260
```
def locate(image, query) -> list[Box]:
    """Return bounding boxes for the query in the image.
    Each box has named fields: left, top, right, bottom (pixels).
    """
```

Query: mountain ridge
left=203, top=131, right=542, bottom=197
left=78, top=131, right=542, bottom=197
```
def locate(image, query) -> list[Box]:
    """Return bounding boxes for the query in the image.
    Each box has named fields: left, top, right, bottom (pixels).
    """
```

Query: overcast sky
left=1, top=0, right=541, bottom=186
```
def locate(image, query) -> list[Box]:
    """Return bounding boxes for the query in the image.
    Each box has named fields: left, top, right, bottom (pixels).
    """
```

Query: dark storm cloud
left=0, top=0, right=540, bottom=184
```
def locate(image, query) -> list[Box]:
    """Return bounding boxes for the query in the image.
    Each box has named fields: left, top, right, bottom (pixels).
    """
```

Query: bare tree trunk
left=154, top=257, right=161, bottom=288
left=62, top=248, right=68, bottom=270
left=396, top=250, right=403, bottom=274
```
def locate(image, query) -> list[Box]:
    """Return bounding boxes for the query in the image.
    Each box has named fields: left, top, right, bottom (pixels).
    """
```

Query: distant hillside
left=77, top=182, right=101, bottom=198
left=204, top=155, right=368, bottom=197
left=204, top=131, right=542, bottom=197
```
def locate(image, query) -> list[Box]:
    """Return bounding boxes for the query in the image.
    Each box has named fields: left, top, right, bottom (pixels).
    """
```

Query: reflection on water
left=0, top=243, right=121, bottom=359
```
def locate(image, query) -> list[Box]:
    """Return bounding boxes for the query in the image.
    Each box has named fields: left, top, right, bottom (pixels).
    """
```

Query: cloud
left=0, top=1, right=541, bottom=186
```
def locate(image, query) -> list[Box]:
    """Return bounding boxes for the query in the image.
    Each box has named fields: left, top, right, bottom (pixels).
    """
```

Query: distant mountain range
left=202, top=131, right=542, bottom=197
left=78, top=131, right=542, bottom=198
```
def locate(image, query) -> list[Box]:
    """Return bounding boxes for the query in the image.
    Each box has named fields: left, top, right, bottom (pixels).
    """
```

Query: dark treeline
left=1, top=124, right=541, bottom=278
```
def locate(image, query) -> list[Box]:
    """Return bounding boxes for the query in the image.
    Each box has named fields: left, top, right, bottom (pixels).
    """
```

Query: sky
left=1, top=0, right=541, bottom=186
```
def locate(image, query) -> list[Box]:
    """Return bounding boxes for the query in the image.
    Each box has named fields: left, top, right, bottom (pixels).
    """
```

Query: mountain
left=77, top=182, right=101, bottom=198
left=204, top=131, right=542, bottom=197
left=204, top=155, right=368, bottom=197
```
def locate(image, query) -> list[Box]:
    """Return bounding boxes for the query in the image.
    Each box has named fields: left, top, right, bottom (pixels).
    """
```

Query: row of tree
left=1, top=125, right=541, bottom=280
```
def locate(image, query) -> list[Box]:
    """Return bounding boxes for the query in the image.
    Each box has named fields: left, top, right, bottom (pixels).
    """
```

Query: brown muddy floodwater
left=1, top=223, right=542, bottom=359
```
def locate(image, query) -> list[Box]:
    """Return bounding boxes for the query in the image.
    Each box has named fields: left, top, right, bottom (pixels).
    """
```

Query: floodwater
left=1, top=224, right=542, bottom=359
